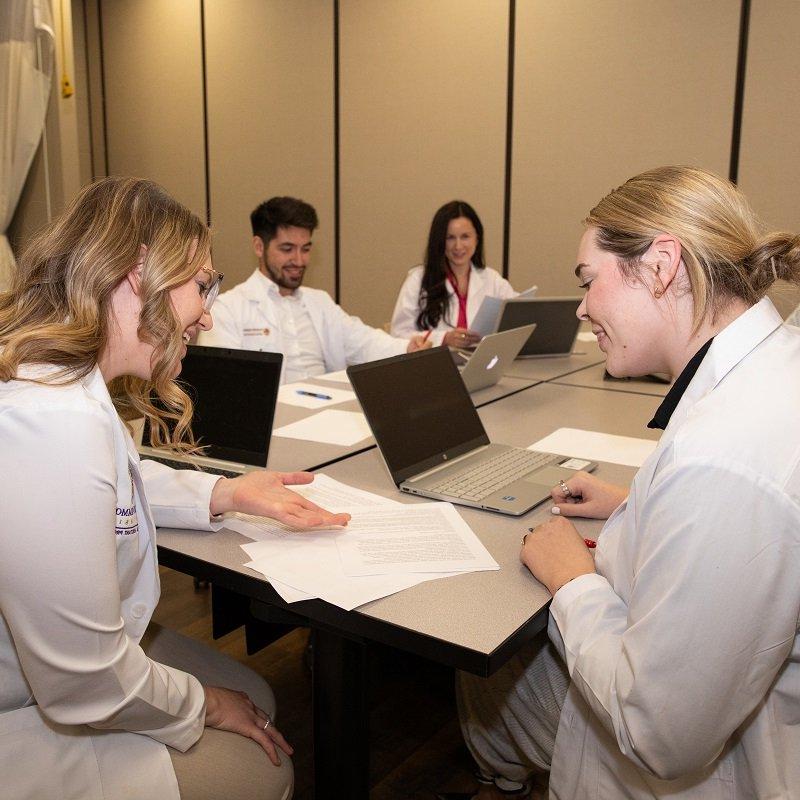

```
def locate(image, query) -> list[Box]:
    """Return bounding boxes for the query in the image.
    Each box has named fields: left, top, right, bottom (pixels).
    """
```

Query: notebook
left=496, top=297, right=582, bottom=357
left=137, top=345, right=282, bottom=476
left=347, top=347, right=596, bottom=516
left=456, top=323, right=536, bottom=392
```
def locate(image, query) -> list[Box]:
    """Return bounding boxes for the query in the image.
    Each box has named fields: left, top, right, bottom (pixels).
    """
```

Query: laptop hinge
left=407, top=445, right=490, bottom=483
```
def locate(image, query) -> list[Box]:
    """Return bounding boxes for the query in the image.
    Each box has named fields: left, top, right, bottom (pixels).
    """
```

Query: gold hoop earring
left=653, top=285, right=664, bottom=299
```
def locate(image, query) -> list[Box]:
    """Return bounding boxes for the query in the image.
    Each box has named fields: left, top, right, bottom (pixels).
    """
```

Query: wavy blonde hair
left=0, top=177, right=211, bottom=450
left=585, top=166, right=800, bottom=329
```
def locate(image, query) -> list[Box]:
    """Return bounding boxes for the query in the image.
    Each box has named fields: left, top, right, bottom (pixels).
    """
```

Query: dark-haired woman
left=391, top=201, right=517, bottom=348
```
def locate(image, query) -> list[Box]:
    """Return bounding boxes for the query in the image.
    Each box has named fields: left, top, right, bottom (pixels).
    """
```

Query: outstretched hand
left=209, top=470, right=351, bottom=529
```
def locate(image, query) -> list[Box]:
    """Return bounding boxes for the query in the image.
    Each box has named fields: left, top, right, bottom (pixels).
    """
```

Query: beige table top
left=504, top=338, right=605, bottom=382
left=265, top=373, right=537, bottom=472
left=553, top=362, right=672, bottom=397
left=158, top=382, right=663, bottom=663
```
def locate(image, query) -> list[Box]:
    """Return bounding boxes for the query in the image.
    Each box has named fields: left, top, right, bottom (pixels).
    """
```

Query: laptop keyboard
left=427, top=449, right=558, bottom=502
left=141, top=454, right=243, bottom=479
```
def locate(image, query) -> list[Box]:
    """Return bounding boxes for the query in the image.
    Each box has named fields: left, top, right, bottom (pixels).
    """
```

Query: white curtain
left=0, top=0, right=54, bottom=292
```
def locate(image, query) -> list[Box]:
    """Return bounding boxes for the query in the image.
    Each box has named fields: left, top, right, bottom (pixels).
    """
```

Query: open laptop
left=347, top=347, right=596, bottom=515
left=455, top=323, right=536, bottom=392
left=137, top=345, right=282, bottom=476
left=496, top=297, right=582, bottom=357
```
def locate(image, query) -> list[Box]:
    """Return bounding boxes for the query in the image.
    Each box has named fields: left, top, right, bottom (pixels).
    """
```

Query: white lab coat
left=0, top=365, right=223, bottom=800
left=390, top=263, right=517, bottom=345
left=197, top=269, right=408, bottom=379
left=547, top=297, right=800, bottom=799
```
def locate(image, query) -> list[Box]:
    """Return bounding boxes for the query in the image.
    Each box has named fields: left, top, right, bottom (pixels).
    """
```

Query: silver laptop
left=347, top=347, right=597, bottom=516
left=496, top=297, right=582, bottom=357
left=138, top=345, right=281, bottom=476
left=456, top=324, right=536, bottom=392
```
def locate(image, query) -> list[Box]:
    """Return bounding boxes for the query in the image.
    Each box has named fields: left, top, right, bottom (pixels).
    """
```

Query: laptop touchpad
left=523, top=465, right=576, bottom=489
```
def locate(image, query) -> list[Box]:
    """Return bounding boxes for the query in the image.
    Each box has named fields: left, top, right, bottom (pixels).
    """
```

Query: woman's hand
left=442, top=328, right=481, bottom=348
left=521, top=517, right=596, bottom=595
left=209, top=471, right=351, bottom=529
left=550, top=471, right=628, bottom=520
left=407, top=333, right=433, bottom=352
left=203, top=685, right=293, bottom=766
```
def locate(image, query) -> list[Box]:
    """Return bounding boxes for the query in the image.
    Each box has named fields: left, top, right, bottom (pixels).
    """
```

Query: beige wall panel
left=101, top=0, right=206, bottom=219
left=340, top=0, right=508, bottom=327
left=738, top=0, right=800, bottom=234
left=204, top=1, right=334, bottom=293
left=510, top=1, right=739, bottom=297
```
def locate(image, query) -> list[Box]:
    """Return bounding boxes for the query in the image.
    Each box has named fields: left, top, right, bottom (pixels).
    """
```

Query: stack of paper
left=225, top=474, right=499, bottom=610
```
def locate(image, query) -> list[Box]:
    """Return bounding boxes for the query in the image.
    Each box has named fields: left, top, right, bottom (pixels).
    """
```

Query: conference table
left=157, top=366, right=666, bottom=799
left=265, top=371, right=539, bottom=473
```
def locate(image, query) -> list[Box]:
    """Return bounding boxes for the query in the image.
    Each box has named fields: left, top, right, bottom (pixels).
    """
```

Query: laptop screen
left=348, top=347, right=489, bottom=485
left=498, top=297, right=581, bottom=355
left=145, top=345, right=281, bottom=466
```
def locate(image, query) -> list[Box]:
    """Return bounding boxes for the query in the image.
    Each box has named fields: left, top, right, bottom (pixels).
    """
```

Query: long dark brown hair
left=416, top=200, right=485, bottom=330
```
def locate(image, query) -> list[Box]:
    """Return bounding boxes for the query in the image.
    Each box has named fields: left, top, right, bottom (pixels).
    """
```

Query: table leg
left=311, top=628, right=369, bottom=800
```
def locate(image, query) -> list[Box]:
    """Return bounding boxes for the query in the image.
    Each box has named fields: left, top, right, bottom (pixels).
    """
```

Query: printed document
left=334, top=503, right=499, bottom=577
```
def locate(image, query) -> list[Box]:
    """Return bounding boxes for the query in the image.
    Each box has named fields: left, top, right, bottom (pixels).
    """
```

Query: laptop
left=496, top=297, right=582, bottom=357
left=455, top=324, right=536, bottom=393
left=137, top=345, right=282, bottom=476
left=347, top=347, right=597, bottom=516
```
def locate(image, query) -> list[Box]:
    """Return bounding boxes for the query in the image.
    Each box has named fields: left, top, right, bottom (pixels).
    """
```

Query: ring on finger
left=558, top=479, right=572, bottom=499
left=262, top=713, right=272, bottom=731
left=521, top=532, right=528, bottom=546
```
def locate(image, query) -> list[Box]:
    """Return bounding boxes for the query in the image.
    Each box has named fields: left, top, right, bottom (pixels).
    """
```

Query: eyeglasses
left=199, top=267, right=224, bottom=312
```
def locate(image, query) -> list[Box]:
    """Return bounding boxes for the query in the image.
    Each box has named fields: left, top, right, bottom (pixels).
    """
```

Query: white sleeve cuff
left=551, top=572, right=610, bottom=617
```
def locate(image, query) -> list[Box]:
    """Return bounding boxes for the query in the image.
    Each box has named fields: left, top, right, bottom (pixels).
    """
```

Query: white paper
left=529, top=427, right=658, bottom=468
left=470, top=295, right=505, bottom=337
left=241, top=526, right=448, bottom=610
left=278, top=382, right=356, bottom=409
left=519, top=284, right=538, bottom=297
left=225, top=479, right=486, bottom=610
left=576, top=331, right=597, bottom=343
left=245, top=543, right=447, bottom=610
left=273, top=409, right=372, bottom=445
left=225, top=474, right=400, bottom=542
left=317, top=369, right=351, bottom=385
left=334, top=503, right=499, bottom=577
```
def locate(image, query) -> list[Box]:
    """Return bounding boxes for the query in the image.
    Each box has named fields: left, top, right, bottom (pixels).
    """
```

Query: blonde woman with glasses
left=447, top=166, right=800, bottom=800
left=0, top=177, right=349, bottom=800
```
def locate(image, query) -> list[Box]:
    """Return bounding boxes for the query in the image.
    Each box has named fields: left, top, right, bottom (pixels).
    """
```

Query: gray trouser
left=456, top=628, right=569, bottom=790
left=142, top=624, right=294, bottom=800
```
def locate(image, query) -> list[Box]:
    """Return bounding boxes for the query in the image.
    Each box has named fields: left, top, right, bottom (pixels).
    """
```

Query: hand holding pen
left=519, top=516, right=596, bottom=596
left=407, top=329, right=434, bottom=352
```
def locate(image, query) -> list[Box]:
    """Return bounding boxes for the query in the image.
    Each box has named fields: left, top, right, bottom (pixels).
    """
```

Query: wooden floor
left=152, top=566, right=479, bottom=799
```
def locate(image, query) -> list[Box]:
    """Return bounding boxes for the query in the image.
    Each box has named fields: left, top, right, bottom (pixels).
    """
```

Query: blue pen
left=296, top=389, right=333, bottom=401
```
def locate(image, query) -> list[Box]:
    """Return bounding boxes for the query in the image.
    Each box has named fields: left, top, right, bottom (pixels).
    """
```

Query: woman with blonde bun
left=448, top=166, right=800, bottom=800
left=0, top=177, right=349, bottom=800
